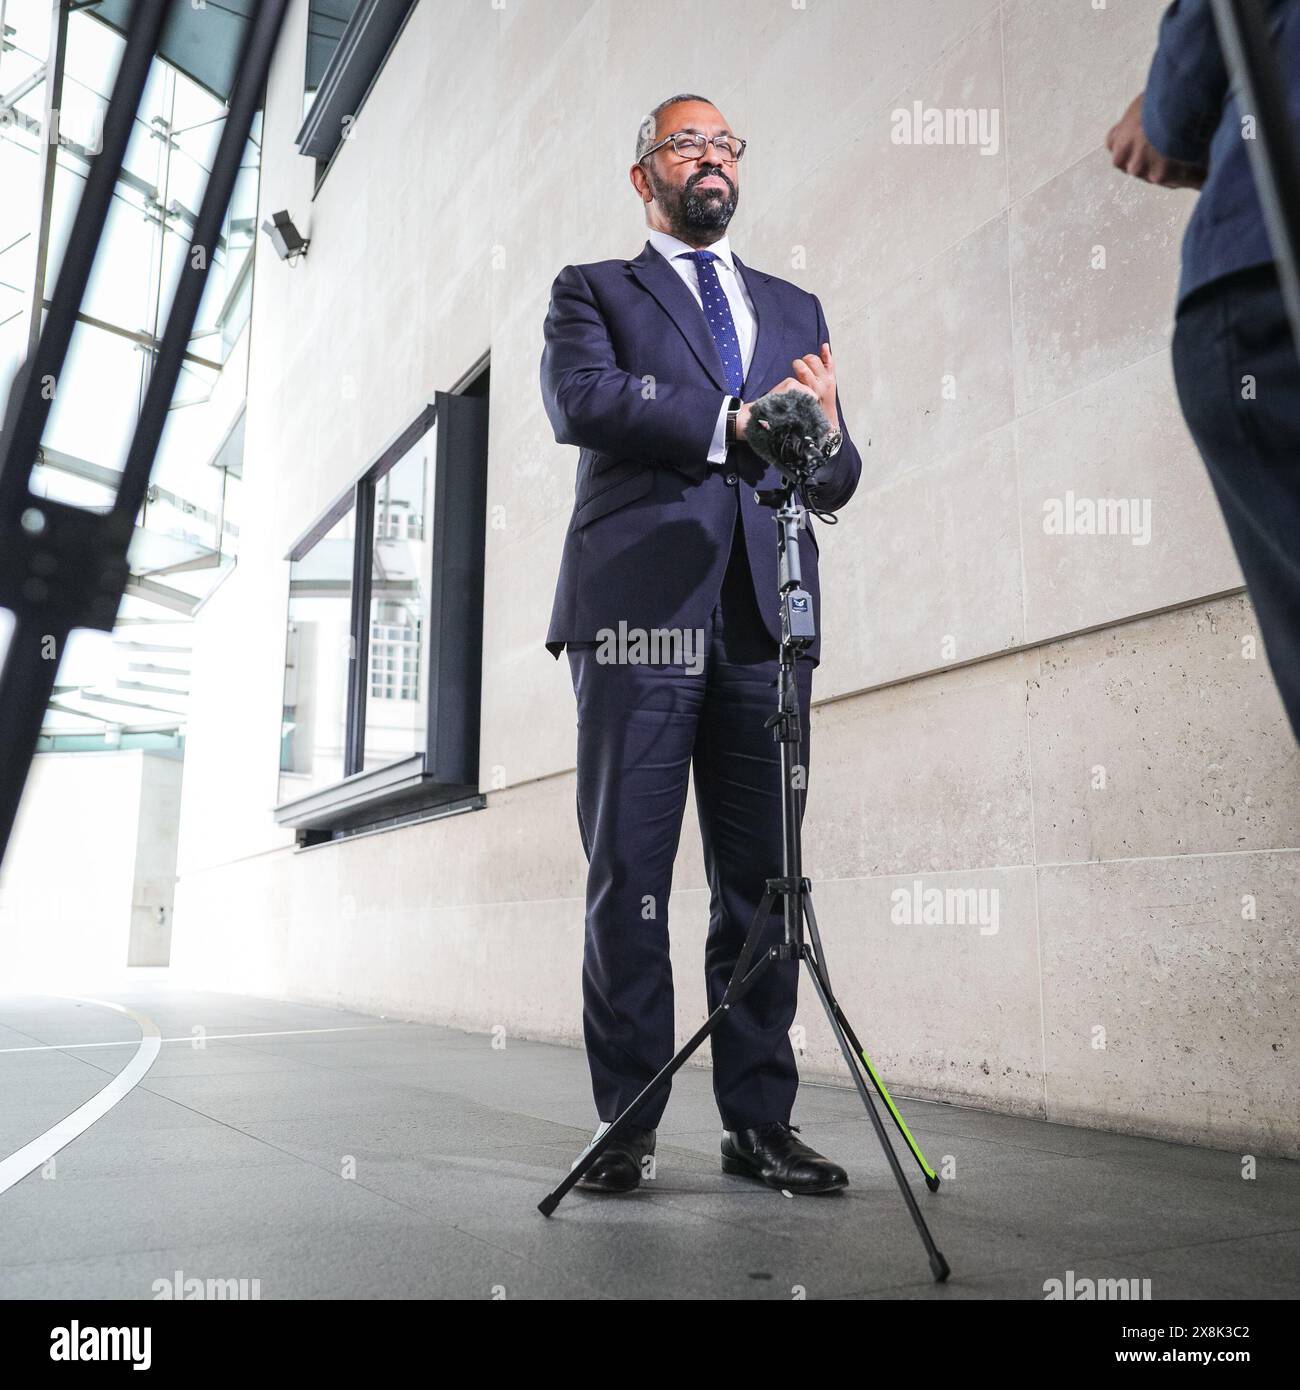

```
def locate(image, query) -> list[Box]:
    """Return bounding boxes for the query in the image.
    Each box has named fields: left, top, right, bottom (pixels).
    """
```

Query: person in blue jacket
left=1107, top=0, right=1300, bottom=743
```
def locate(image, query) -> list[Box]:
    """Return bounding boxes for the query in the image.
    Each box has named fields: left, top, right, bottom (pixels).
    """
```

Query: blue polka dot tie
left=685, top=250, right=745, bottom=396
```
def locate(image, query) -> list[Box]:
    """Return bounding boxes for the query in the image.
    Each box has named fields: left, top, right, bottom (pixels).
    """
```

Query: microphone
left=745, top=387, right=830, bottom=486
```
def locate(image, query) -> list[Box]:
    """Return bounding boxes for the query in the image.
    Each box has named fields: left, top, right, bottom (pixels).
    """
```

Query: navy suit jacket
left=1143, top=0, right=1298, bottom=304
left=539, top=240, right=862, bottom=666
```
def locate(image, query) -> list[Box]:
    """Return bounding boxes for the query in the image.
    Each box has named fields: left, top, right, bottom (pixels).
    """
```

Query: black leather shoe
left=721, top=1122, right=848, bottom=1194
left=575, top=1124, right=656, bottom=1193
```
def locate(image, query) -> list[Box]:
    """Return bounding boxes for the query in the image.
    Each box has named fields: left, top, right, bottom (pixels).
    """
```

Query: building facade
left=166, top=0, right=1300, bottom=1156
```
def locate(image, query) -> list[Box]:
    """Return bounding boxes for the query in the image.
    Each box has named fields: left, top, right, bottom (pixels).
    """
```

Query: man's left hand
left=789, top=342, right=840, bottom=433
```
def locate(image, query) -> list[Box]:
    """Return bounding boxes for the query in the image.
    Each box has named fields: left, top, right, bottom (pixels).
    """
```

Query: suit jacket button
left=725, top=471, right=738, bottom=485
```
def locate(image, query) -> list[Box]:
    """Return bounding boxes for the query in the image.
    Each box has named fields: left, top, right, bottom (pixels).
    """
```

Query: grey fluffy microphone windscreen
left=745, top=387, right=829, bottom=481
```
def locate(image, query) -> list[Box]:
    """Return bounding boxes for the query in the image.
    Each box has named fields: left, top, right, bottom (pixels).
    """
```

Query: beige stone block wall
left=171, top=0, right=1300, bottom=1155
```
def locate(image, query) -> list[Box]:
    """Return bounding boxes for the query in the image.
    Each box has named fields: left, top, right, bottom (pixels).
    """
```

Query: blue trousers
left=566, top=511, right=813, bottom=1130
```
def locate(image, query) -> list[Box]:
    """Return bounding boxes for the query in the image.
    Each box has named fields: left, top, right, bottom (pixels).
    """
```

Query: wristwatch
left=724, top=396, right=743, bottom=448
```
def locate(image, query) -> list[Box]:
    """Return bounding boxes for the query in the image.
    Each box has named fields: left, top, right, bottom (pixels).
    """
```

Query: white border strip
left=0, top=997, right=161, bottom=1196
left=0, top=1024, right=390, bottom=1055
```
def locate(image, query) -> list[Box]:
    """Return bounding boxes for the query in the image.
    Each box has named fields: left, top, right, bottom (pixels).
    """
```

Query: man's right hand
left=1106, top=92, right=1206, bottom=190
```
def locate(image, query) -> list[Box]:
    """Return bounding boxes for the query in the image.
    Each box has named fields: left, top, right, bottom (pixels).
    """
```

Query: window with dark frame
left=303, top=0, right=365, bottom=121
left=276, top=365, right=490, bottom=843
left=296, top=0, right=420, bottom=187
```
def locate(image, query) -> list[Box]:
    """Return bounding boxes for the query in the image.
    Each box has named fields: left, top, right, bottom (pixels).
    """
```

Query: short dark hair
left=636, top=93, right=716, bottom=161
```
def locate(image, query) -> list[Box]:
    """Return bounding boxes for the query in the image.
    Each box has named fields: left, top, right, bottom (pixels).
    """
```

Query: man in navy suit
left=1107, top=0, right=1300, bottom=743
left=540, top=94, right=862, bottom=1195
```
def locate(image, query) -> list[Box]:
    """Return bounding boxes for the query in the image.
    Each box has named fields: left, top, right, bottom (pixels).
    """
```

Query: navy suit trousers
left=566, top=510, right=813, bottom=1130
left=1173, top=264, right=1300, bottom=744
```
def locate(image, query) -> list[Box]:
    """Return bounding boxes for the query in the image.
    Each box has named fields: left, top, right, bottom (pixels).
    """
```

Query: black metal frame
left=0, top=0, right=290, bottom=865
left=26, top=0, right=70, bottom=364
left=1210, top=0, right=1300, bottom=355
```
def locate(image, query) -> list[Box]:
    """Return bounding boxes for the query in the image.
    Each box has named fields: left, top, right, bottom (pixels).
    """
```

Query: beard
left=647, top=164, right=739, bottom=238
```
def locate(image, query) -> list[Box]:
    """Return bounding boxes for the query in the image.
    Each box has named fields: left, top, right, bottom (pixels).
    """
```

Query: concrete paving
left=1, top=981, right=1297, bottom=1300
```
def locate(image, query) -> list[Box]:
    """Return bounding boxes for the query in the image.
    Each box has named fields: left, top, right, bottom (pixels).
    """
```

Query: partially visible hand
left=1106, top=92, right=1206, bottom=190
left=735, top=342, right=839, bottom=452
left=790, top=342, right=839, bottom=431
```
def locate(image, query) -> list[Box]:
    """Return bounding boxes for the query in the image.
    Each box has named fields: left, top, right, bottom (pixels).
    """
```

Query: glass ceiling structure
left=0, top=0, right=262, bottom=750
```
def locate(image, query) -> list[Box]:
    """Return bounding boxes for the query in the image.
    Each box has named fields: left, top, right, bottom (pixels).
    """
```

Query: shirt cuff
left=707, top=396, right=730, bottom=465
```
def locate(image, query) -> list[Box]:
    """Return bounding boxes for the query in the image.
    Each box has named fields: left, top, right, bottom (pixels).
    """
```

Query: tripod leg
left=834, top=1006, right=940, bottom=1192
left=538, top=950, right=776, bottom=1216
left=802, top=892, right=940, bottom=1191
left=802, top=960, right=950, bottom=1283
left=721, top=886, right=777, bottom=1006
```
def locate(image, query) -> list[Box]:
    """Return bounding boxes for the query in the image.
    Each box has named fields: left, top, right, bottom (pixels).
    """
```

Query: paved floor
left=0, top=980, right=1297, bottom=1300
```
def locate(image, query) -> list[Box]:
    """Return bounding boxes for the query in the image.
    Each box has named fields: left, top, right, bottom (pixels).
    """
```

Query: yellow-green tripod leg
left=831, top=1003, right=940, bottom=1191
left=800, top=890, right=941, bottom=1192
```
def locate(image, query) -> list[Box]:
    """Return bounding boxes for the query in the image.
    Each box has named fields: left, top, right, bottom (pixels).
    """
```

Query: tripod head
left=743, top=390, right=827, bottom=653
left=757, top=490, right=816, bottom=655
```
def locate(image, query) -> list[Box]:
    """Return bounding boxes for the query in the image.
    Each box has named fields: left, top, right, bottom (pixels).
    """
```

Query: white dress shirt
left=647, top=228, right=757, bottom=465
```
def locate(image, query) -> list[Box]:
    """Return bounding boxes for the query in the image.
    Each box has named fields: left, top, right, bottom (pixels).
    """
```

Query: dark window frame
left=275, top=355, right=489, bottom=845
left=296, top=0, right=421, bottom=191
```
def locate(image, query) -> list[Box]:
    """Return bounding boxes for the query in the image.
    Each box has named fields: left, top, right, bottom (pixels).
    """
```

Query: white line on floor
left=0, top=997, right=162, bottom=1197
left=0, top=1024, right=394, bottom=1055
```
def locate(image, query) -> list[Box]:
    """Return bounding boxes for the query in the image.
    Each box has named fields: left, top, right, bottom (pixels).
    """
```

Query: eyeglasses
left=639, top=131, right=747, bottom=165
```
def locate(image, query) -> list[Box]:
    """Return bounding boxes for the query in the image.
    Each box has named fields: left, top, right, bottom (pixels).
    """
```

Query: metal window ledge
left=295, top=0, right=419, bottom=162
left=274, top=751, right=481, bottom=841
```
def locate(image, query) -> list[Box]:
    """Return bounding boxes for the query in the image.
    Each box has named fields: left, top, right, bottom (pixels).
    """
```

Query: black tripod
left=539, top=463, right=950, bottom=1285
